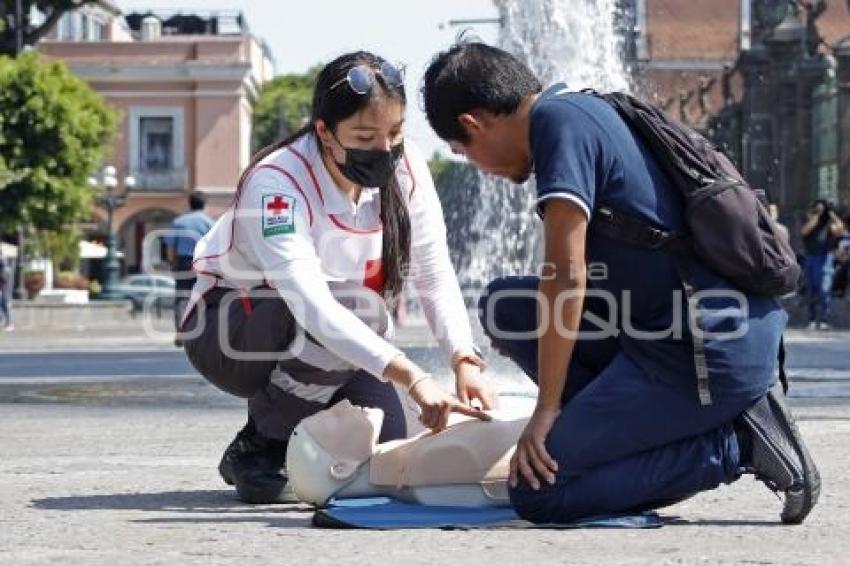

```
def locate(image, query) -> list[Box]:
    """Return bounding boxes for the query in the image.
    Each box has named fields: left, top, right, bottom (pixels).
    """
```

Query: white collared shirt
left=189, top=133, right=477, bottom=379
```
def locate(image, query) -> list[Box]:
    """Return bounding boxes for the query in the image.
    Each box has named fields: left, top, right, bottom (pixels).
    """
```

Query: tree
left=0, top=52, right=117, bottom=233
left=252, top=65, right=321, bottom=151
left=428, top=153, right=481, bottom=278
left=0, top=1, right=100, bottom=56
left=427, top=151, right=451, bottom=187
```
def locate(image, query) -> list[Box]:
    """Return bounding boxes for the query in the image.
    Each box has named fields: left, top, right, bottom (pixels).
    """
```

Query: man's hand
left=510, top=405, right=561, bottom=490
left=409, top=376, right=491, bottom=432
left=455, top=361, right=498, bottom=410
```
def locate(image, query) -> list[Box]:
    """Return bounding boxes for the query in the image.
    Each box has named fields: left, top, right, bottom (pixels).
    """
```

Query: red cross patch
left=262, top=194, right=296, bottom=237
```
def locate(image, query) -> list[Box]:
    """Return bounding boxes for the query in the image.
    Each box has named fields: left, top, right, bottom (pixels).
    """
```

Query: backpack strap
left=590, top=206, right=691, bottom=254
left=673, top=261, right=713, bottom=406
left=590, top=206, right=712, bottom=405
left=590, top=205, right=792, bottom=406
left=778, top=335, right=789, bottom=395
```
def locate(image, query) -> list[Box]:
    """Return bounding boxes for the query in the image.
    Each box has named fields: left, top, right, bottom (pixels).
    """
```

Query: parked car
left=112, top=274, right=176, bottom=312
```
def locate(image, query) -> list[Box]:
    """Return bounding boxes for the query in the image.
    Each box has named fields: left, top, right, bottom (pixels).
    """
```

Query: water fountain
left=407, top=0, right=634, bottom=394
left=456, top=0, right=631, bottom=290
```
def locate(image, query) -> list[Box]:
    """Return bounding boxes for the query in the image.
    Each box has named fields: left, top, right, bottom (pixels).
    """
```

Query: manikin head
left=287, top=396, right=538, bottom=507
left=286, top=400, right=384, bottom=505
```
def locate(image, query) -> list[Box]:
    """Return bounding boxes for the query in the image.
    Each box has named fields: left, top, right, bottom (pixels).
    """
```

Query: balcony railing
left=129, top=168, right=189, bottom=191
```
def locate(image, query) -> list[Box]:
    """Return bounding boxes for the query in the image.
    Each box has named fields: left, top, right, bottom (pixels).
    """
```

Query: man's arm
left=510, top=198, right=588, bottom=490
left=537, top=199, right=588, bottom=409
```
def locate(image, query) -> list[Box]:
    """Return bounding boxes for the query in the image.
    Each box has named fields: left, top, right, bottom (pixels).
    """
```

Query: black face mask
left=332, top=136, right=404, bottom=188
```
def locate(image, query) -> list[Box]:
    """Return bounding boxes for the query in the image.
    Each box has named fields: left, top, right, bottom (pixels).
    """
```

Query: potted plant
left=89, top=279, right=102, bottom=298
left=23, top=269, right=45, bottom=299
left=55, top=271, right=90, bottom=290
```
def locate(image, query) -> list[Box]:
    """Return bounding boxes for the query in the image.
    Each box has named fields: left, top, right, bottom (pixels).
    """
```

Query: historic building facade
left=619, top=0, right=850, bottom=231
left=39, top=7, right=273, bottom=273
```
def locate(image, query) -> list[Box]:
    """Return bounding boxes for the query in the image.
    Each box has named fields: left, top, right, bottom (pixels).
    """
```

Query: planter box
left=8, top=300, right=133, bottom=329
left=36, top=289, right=91, bottom=305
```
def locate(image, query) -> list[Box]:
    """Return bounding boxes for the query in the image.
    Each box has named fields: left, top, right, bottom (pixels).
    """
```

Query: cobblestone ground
left=0, top=323, right=848, bottom=565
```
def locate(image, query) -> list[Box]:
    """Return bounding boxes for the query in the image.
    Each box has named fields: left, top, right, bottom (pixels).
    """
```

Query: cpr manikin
left=286, top=399, right=533, bottom=507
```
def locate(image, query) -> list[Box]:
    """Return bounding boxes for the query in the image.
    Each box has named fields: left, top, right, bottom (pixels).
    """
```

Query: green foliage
left=427, top=155, right=481, bottom=274
left=427, top=152, right=452, bottom=188
left=0, top=52, right=117, bottom=233
left=41, top=226, right=82, bottom=272
left=252, top=65, right=321, bottom=151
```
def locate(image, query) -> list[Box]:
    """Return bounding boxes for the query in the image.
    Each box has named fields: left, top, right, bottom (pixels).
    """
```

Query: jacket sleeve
left=236, top=167, right=404, bottom=379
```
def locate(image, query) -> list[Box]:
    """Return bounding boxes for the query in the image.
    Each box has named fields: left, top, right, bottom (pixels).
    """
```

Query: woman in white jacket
left=181, top=51, right=496, bottom=504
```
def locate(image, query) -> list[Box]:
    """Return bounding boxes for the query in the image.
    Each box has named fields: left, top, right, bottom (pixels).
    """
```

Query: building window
left=615, top=0, right=648, bottom=63
left=58, top=12, right=83, bottom=41
left=128, top=107, right=186, bottom=190
left=87, top=16, right=106, bottom=41
left=58, top=10, right=106, bottom=41
left=139, top=117, right=174, bottom=171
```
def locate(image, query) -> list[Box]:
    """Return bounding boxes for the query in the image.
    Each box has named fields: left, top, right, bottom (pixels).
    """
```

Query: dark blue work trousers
left=480, top=276, right=774, bottom=523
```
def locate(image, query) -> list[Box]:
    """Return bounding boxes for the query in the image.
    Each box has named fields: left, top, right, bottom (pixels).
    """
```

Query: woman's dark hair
left=238, top=51, right=410, bottom=303
left=422, top=42, right=542, bottom=143
left=810, top=199, right=833, bottom=230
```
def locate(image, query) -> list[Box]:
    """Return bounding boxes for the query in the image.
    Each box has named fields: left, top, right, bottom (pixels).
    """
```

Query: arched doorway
left=118, top=208, right=177, bottom=275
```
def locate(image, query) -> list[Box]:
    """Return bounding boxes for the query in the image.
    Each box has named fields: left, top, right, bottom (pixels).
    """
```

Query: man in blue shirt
left=422, top=42, right=819, bottom=524
left=165, top=191, right=213, bottom=344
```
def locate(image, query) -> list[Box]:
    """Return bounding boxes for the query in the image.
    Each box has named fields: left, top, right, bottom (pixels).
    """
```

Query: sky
left=117, top=0, right=500, bottom=157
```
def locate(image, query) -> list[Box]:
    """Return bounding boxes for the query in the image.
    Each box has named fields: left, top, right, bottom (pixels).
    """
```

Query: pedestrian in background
left=831, top=213, right=850, bottom=298
left=800, top=200, right=846, bottom=330
left=165, top=191, right=213, bottom=346
left=0, top=256, right=13, bottom=331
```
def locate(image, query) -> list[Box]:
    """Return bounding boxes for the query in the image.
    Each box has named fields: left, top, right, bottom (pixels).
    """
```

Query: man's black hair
left=188, top=191, right=206, bottom=210
left=422, top=42, right=542, bottom=143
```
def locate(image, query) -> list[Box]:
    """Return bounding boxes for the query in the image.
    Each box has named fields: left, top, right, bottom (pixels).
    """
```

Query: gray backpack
left=588, top=91, right=800, bottom=296
left=586, top=91, right=796, bottom=405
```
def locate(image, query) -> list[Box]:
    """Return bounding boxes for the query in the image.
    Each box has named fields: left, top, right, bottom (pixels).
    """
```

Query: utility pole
left=15, top=0, right=24, bottom=54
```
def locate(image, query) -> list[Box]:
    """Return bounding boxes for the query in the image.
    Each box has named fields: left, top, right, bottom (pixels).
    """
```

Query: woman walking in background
left=800, top=200, right=846, bottom=330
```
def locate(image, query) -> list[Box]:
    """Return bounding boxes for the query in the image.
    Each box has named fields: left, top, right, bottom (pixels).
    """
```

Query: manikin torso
left=286, top=399, right=533, bottom=507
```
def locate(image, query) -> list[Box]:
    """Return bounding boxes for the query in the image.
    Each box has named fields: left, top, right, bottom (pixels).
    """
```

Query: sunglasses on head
left=329, top=61, right=405, bottom=95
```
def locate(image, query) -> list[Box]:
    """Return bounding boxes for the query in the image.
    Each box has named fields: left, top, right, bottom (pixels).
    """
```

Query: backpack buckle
left=646, top=227, right=667, bottom=248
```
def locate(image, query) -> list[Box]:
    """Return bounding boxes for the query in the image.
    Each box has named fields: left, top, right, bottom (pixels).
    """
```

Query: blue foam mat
left=313, top=497, right=663, bottom=530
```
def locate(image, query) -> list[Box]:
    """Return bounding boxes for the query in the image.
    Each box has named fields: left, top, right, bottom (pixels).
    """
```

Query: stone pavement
left=0, top=401, right=846, bottom=565
left=1, top=317, right=849, bottom=564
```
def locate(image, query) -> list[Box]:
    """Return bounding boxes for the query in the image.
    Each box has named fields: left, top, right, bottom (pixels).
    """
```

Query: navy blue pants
left=480, top=276, right=769, bottom=523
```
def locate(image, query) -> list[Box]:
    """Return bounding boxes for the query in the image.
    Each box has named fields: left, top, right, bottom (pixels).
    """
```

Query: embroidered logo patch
left=262, top=194, right=296, bottom=237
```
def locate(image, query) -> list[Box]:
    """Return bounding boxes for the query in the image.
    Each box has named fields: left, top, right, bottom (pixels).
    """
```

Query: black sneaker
left=218, top=418, right=297, bottom=504
left=735, top=384, right=821, bottom=524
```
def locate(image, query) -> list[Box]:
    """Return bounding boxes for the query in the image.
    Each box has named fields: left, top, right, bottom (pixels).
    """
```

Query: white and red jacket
left=185, top=133, right=477, bottom=380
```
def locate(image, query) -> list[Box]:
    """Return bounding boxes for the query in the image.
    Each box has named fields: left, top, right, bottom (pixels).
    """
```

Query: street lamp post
left=11, top=0, right=24, bottom=299
left=90, top=166, right=135, bottom=300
